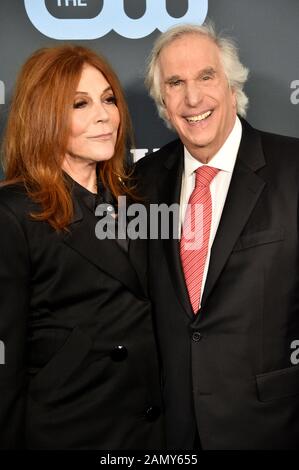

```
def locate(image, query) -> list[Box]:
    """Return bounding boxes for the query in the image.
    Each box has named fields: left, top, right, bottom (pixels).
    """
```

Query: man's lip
left=183, top=109, right=213, bottom=118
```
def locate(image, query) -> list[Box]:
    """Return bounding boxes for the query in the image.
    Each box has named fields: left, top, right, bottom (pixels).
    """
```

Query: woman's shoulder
left=0, top=182, right=34, bottom=217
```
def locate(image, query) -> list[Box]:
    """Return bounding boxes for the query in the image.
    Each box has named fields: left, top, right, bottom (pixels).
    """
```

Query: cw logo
left=24, top=0, right=208, bottom=40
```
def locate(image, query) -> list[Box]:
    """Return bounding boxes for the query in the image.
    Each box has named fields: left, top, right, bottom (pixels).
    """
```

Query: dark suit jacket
left=0, top=181, right=164, bottom=449
left=135, top=118, right=299, bottom=449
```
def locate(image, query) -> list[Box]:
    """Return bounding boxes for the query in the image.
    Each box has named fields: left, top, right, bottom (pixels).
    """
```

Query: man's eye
left=73, top=100, right=87, bottom=109
left=167, top=79, right=183, bottom=88
left=168, top=80, right=182, bottom=87
left=202, top=72, right=215, bottom=81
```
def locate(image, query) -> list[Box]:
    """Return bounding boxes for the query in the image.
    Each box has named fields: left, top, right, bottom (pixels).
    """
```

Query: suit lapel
left=160, top=141, right=194, bottom=318
left=201, top=119, right=266, bottom=308
left=63, top=196, right=145, bottom=298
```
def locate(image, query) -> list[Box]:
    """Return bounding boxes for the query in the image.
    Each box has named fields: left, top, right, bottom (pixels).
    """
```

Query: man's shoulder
left=258, top=128, right=299, bottom=168
left=133, top=139, right=182, bottom=199
left=135, top=139, right=181, bottom=174
left=259, top=128, right=299, bottom=150
left=242, top=119, right=299, bottom=169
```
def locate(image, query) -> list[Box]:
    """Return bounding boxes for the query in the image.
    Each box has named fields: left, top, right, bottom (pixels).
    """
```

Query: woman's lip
left=88, top=133, right=112, bottom=139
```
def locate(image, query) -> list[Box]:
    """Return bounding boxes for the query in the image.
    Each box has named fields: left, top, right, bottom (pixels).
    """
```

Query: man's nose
left=184, top=82, right=202, bottom=107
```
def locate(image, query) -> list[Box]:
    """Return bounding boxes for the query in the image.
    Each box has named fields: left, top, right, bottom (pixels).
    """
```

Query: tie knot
left=195, top=166, right=219, bottom=187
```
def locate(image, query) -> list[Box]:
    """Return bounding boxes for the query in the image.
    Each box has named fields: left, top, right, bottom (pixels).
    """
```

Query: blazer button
left=192, top=331, right=202, bottom=342
left=145, top=406, right=161, bottom=422
left=110, top=345, right=128, bottom=361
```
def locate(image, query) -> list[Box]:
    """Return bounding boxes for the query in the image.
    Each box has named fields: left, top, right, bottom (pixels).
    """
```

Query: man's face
left=159, top=33, right=237, bottom=162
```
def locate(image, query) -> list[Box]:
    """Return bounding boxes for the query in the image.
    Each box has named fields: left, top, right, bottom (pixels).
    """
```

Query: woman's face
left=65, top=64, right=120, bottom=164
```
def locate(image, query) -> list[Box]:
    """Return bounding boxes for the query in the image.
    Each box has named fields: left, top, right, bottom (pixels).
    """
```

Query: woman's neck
left=62, top=155, right=98, bottom=194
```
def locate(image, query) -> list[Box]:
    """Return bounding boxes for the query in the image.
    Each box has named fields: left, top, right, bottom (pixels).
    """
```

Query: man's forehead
left=159, top=35, right=220, bottom=67
left=162, top=33, right=217, bottom=52
left=159, top=47, right=221, bottom=80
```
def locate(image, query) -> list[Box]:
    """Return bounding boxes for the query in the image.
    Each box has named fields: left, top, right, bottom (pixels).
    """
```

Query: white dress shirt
left=179, top=116, right=242, bottom=304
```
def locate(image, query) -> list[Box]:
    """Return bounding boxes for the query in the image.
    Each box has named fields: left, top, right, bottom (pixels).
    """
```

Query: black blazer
left=136, top=118, right=299, bottom=449
left=0, top=182, right=164, bottom=449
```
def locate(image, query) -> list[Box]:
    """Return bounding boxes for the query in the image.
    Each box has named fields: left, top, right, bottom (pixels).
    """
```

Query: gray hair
left=145, top=22, right=249, bottom=124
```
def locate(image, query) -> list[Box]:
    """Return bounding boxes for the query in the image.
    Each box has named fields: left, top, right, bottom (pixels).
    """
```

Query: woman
left=0, top=46, right=164, bottom=449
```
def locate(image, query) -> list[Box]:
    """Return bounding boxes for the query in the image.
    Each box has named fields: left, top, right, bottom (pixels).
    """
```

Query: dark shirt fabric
left=63, top=172, right=111, bottom=212
left=64, top=173, right=129, bottom=253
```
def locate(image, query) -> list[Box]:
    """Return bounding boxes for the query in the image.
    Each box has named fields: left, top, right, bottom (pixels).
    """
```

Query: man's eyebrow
left=164, top=67, right=217, bottom=84
left=164, top=75, right=182, bottom=84
left=198, top=67, right=216, bottom=76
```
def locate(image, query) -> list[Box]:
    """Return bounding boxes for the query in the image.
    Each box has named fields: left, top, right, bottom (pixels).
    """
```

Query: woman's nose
left=94, top=103, right=109, bottom=122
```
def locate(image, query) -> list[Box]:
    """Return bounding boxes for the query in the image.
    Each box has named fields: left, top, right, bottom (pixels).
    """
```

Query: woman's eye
left=105, top=95, right=117, bottom=104
left=73, top=100, right=87, bottom=109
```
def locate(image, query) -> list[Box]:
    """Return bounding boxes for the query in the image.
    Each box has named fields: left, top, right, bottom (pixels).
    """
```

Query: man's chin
left=183, top=135, right=214, bottom=151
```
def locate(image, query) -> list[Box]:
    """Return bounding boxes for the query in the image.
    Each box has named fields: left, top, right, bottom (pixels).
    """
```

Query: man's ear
left=162, top=98, right=170, bottom=120
left=231, top=87, right=237, bottom=110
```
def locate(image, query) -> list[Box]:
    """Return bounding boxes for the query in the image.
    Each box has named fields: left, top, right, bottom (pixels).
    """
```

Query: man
left=136, top=23, right=299, bottom=449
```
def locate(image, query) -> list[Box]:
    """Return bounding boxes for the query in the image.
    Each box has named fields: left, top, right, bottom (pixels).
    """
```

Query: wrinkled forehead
left=158, top=33, right=221, bottom=76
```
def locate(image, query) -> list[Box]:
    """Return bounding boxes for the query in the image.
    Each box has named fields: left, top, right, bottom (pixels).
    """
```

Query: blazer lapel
left=201, top=119, right=266, bottom=308
left=128, top=237, right=148, bottom=296
left=160, top=141, right=194, bottom=318
left=63, top=197, right=145, bottom=298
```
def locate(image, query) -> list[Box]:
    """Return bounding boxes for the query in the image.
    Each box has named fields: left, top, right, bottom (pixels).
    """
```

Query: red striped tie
left=180, top=166, right=219, bottom=313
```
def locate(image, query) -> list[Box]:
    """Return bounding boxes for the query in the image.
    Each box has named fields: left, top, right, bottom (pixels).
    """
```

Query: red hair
left=1, top=45, right=134, bottom=230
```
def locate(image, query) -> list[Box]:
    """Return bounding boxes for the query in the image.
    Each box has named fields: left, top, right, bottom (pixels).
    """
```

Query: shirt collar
left=63, top=172, right=104, bottom=213
left=183, top=115, right=242, bottom=177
